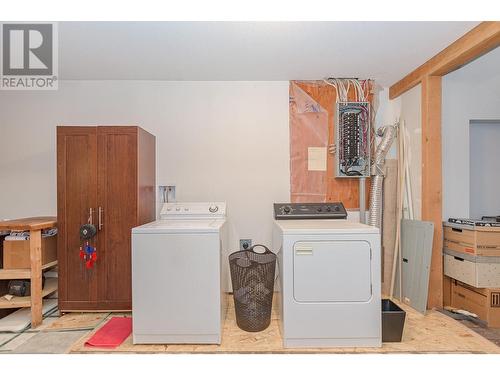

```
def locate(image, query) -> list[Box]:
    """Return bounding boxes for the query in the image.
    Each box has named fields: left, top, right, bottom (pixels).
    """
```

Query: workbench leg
left=30, top=229, right=43, bottom=328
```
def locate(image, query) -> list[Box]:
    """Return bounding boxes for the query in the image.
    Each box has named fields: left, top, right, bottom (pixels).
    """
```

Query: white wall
left=442, top=47, right=500, bottom=220
left=0, top=79, right=393, bottom=287
left=0, top=82, right=289, bottom=282
left=469, top=121, right=500, bottom=219
left=376, top=87, right=401, bottom=159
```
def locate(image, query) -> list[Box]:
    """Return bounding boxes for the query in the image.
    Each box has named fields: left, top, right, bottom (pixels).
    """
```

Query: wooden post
left=30, top=229, right=43, bottom=327
left=421, top=75, right=443, bottom=309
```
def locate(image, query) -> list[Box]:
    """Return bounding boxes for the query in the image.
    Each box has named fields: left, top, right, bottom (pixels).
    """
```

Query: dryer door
left=293, top=240, right=372, bottom=302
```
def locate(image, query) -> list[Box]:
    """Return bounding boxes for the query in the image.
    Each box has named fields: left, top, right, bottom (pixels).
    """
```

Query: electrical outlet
left=240, top=239, right=252, bottom=251
left=166, top=186, right=176, bottom=202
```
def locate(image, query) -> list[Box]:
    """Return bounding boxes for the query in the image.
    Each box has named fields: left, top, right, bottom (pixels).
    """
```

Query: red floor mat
left=85, top=317, right=132, bottom=348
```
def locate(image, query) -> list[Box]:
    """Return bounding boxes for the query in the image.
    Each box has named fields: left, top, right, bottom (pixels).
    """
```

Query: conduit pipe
left=367, top=124, right=398, bottom=228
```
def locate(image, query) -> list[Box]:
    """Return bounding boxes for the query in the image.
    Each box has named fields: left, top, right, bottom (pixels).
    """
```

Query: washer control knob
left=317, top=207, right=322, bottom=212
left=283, top=206, right=291, bottom=214
left=209, top=205, right=219, bottom=213
left=334, top=205, right=340, bottom=211
left=326, top=206, right=332, bottom=212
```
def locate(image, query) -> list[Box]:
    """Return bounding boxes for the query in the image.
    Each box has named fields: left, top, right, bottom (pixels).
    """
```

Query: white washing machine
left=131, top=202, right=228, bottom=344
left=272, top=202, right=381, bottom=348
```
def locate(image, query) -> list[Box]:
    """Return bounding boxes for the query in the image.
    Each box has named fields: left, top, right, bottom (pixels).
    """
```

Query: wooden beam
left=390, top=22, right=500, bottom=99
left=421, top=75, right=443, bottom=309
left=30, top=229, right=43, bottom=327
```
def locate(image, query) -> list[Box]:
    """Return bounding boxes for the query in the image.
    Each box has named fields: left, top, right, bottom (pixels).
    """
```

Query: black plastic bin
left=229, top=245, right=276, bottom=332
left=382, top=299, right=406, bottom=342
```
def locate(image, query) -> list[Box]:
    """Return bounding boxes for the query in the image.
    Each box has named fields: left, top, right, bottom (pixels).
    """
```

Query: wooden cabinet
left=57, top=126, right=155, bottom=311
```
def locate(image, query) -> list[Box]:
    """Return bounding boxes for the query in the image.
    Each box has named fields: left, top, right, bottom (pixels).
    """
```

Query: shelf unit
left=0, top=260, right=58, bottom=280
left=0, top=216, right=57, bottom=327
left=0, top=277, right=58, bottom=309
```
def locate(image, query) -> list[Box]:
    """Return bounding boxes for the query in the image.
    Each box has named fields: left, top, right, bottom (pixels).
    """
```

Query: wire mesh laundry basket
left=229, top=245, right=276, bottom=332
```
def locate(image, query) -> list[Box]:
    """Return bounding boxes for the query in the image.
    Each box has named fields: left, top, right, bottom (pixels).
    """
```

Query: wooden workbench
left=0, top=216, right=57, bottom=327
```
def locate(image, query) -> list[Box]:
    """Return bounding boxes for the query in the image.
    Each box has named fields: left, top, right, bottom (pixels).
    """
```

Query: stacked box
left=451, top=279, right=500, bottom=328
left=443, top=222, right=500, bottom=288
left=3, top=236, right=57, bottom=269
left=443, top=222, right=500, bottom=257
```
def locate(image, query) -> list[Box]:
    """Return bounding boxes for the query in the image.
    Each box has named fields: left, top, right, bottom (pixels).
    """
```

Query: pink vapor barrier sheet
left=289, top=82, right=329, bottom=203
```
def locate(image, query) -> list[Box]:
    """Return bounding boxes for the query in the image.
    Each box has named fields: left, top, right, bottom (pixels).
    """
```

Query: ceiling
left=59, top=21, right=479, bottom=86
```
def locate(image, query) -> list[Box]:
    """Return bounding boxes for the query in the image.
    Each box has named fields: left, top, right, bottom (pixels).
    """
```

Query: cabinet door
left=97, top=127, right=138, bottom=307
left=57, top=127, right=98, bottom=307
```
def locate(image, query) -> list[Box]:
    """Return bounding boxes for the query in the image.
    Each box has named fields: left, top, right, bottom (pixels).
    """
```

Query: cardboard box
left=2, top=235, right=57, bottom=269
left=451, top=279, right=500, bottom=328
left=444, top=248, right=500, bottom=288
left=444, top=222, right=500, bottom=257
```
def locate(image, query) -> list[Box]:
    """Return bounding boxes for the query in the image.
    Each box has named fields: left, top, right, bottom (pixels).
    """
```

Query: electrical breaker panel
left=335, top=102, right=370, bottom=178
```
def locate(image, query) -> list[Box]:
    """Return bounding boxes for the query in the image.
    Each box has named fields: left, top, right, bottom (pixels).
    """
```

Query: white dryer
left=131, top=202, right=228, bottom=344
left=272, top=202, right=381, bottom=348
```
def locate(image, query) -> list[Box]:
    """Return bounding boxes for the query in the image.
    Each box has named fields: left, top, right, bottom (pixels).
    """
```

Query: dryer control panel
left=274, top=202, right=347, bottom=220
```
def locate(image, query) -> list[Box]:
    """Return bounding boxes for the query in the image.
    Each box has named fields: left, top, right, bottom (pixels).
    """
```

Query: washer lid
left=132, top=219, right=225, bottom=234
left=275, top=219, right=379, bottom=235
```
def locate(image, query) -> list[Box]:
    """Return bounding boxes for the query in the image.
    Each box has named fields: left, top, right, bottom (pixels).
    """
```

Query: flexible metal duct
left=368, top=125, right=397, bottom=228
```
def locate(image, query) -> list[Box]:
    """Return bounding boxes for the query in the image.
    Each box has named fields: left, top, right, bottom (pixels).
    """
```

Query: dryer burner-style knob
left=209, top=205, right=219, bottom=213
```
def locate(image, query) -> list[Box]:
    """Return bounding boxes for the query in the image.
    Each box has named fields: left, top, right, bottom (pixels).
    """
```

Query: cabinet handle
left=98, top=207, right=103, bottom=230
left=295, top=245, right=313, bottom=255
left=88, top=208, right=94, bottom=225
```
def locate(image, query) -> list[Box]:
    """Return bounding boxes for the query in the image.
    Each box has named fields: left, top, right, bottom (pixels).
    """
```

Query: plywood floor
left=63, top=295, right=500, bottom=354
